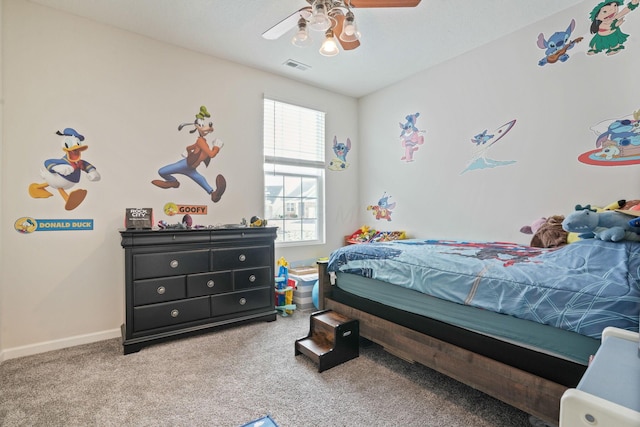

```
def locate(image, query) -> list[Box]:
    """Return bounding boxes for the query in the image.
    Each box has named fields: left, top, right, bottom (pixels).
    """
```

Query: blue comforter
left=327, top=239, right=640, bottom=339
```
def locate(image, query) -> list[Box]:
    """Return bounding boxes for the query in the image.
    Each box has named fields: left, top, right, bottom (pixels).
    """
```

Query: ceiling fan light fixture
left=309, top=1, right=332, bottom=32
left=319, top=30, right=339, bottom=57
left=291, top=17, right=312, bottom=47
left=339, top=10, right=360, bottom=42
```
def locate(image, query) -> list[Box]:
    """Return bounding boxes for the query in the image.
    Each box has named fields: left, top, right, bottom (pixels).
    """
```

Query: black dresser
left=120, top=227, right=278, bottom=354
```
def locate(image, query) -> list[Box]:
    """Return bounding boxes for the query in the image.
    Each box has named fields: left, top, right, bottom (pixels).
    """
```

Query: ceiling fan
left=262, top=0, right=421, bottom=56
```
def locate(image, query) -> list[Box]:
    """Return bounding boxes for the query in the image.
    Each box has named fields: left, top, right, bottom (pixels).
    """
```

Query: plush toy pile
left=521, top=199, right=640, bottom=247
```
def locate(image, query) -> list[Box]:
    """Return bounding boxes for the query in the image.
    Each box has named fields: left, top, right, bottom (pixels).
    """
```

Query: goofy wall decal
left=152, top=106, right=226, bottom=203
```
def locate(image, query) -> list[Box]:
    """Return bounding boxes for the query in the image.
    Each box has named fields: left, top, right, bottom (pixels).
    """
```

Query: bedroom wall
left=358, top=1, right=640, bottom=243
left=0, top=1, right=5, bottom=363
left=0, top=0, right=359, bottom=358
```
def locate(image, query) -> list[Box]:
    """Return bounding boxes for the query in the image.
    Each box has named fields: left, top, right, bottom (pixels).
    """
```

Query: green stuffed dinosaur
left=562, top=209, right=640, bottom=242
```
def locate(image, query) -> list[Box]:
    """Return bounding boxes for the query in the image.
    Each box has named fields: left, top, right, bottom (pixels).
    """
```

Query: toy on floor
left=311, top=280, right=320, bottom=309
left=274, top=257, right=296, bottom=316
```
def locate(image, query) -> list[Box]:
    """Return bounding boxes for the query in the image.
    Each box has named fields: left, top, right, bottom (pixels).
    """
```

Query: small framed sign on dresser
left=124, top=208, right=153, bottom=229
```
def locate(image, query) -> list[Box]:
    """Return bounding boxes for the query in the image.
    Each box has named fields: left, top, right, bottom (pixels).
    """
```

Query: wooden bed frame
left=317, top=260, right=567, bottom=425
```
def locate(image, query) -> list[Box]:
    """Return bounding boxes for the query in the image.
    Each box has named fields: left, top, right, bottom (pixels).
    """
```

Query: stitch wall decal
left=578, top=109, right=640, bottom=165
left=152, top=105, right=227, bottom=203
left=461, top=119, right=517, bottom=174
left=536, top=19, right=584, bottom=65
left=367, top=192, right=396, bottom=221
left=327, top=136, right=351, bottom=171
left=399, top=112, right=426, bottom=163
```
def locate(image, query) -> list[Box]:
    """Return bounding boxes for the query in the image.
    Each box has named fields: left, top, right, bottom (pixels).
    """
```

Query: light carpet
left=0, top=310, right=536, bottom=426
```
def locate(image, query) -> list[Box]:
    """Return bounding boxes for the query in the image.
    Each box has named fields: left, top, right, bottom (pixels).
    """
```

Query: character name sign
left=15, top=217, right=94, bottom=233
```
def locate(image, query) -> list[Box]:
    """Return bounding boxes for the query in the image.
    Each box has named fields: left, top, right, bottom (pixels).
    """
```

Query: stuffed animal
left=521, top=216, right=569, bottom=248
left=574, top=199, right=626, bottom=213
left=520, top=218, right=547, bottom=236
left=562, top=209, right=640, bottom=242
left=620, top=199, right=640, bottom=210
left=618, top=201, right=640, bottom=228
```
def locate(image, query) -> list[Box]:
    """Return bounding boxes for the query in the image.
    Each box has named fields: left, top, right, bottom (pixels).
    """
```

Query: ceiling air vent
left=283, top=59, right=310, bottom=71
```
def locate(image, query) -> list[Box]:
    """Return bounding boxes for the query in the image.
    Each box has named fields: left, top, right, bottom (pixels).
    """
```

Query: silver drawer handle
left=238, top=254, right=246, bottom=262
left=170, top=260, right=179, bottom=268
left=249, top=275, right=256, bottom=282
left=207, top=280, right=215, bottom=288
left=239, top=298, right=247, bottom=305
left=157, top=286, right=166, bottom=295
left=170, top=309, right=179, bottom=318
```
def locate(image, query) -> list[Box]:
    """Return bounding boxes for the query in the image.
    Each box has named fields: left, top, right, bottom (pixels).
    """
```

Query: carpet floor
left=0, top=310, right=537, bottom=426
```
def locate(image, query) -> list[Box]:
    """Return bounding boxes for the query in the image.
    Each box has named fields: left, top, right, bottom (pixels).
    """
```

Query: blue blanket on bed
left=327, top=239, right=640, bottom=339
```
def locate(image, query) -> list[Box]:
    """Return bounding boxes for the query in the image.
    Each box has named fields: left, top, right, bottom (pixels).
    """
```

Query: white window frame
left=263, top=98, right=326, bottom=246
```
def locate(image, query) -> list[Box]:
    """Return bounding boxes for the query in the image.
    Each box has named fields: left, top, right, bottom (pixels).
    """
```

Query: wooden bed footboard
left=317, top=261, right=566, bottom=425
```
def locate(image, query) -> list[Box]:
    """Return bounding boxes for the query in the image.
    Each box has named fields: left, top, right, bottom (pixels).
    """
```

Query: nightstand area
left=120, top=227, right=278, bottom=354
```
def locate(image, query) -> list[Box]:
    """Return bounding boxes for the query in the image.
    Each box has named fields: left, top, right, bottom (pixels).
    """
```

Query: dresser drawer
left=134, top=276, right=186, bottom=306
left=133, top=297, right=210, bottom=332
left=187, top=271, right=233, bottom=297
left=211, top=246, right=270, bottom=270
left=233, top=266, right=272, bottom=290
left=133, top=249, right=209, bottom=279
left=129, top=230, right=210, bottom=246
left=211, top=287, right=272, bottom=317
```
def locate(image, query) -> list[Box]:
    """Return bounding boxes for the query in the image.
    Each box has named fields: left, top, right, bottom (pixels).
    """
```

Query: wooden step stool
left=295, top=310, right=359, bottom=372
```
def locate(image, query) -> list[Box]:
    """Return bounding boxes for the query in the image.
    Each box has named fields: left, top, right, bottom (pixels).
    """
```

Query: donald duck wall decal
left=28, top=128, right=101, bottom=211
left=152, top=105, right=226, bottom=203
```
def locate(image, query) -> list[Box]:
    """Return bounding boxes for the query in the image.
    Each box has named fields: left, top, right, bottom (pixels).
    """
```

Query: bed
left=318, top=238, right=640, bottom=425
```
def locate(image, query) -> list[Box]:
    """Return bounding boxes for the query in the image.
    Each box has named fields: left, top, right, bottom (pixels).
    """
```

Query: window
left=263, top=98, right=325, bottom=244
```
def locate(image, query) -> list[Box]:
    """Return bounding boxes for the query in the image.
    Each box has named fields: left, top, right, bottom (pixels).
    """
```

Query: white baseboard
left=1, top=328, right=121, bottom=362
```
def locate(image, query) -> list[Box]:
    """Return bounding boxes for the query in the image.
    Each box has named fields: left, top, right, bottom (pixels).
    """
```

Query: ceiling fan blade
left=262, top=7, right=312, bottom=40
left=333, top=14, right=360, bottom=51
left=348, top=0, right=421, bottom=7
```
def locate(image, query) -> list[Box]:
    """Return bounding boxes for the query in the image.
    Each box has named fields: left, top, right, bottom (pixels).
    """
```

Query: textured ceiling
left=29, top=0, right=584, bottom=98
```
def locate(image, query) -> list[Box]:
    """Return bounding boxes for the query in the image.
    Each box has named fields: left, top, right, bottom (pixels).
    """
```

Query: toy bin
left=288, top=266, right=318, bottom=311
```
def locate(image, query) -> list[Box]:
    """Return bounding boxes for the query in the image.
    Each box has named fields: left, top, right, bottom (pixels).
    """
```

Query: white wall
left=0, top=0, right=5, bottom=363
left=0, top=0, right=359, bottom=357
left=357, top=1, right=640, bottom=243
left=4, top=0, right=639, bottom=360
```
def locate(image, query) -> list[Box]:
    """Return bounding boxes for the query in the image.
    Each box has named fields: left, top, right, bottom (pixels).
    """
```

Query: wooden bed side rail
left=318, top=258, right=566, bottom=425
left=326, top=298, right=566, bottom=425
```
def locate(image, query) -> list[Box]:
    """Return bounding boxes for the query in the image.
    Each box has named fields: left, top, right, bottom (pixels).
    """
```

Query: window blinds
left=263, top=98, right=325, bottom=168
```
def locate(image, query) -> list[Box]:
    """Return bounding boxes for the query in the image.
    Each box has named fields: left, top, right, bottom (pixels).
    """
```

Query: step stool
left=295, top=310, right=359, bottom=372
